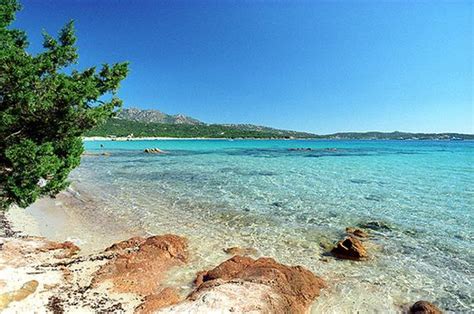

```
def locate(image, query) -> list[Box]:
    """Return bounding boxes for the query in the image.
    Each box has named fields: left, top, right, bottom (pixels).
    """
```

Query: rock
left=288, top=148, right=312, bottom=151
left=174, top=255, right=326, bottom=313
left=319, top=238, right=334, bottom=251
left=194, top=270, right=208, bottom=287
left=92, top=234, right=187, bottom=295
left=144, top=148, right=166, bottom=154
left=0, top=280, right=39, bottom=310
left=346, top=227, right=369, bottom=238
left=37, top=240, right=80, bottom=259
left=409, top=301, right=442, bottom=314
left=134, top=288, right=181, bottom=314
left=161, top=281, right=283, bottom=313
left=358, top=221, right=392, bottom=231
left=81, top=152, right=111, bottom=157
left=223, top=246, right=258, bottom=256
left=331, top=236, right=368, bottom=260
left=104, top=236, right=146, bottom=252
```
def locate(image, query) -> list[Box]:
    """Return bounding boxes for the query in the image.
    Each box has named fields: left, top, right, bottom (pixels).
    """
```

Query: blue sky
left=14, top=0, right=473, bottom=134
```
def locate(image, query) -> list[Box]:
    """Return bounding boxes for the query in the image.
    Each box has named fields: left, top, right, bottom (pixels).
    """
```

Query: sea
left=74, top=139, right=473, bottom=312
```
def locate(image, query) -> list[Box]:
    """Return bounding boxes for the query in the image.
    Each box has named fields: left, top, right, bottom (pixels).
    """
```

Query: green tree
left=0, top=0, right=129, bottom=209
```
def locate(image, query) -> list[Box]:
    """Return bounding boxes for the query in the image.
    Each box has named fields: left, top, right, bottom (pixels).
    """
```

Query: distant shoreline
left=82, top=136, right=313, bottom=141
left=82, top=136, right=472, bottom=141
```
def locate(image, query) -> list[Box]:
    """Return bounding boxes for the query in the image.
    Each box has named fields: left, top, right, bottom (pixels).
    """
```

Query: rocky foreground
left=0, top=233, right=327, bottom=313
left=0, top=221, right=442, bottom=313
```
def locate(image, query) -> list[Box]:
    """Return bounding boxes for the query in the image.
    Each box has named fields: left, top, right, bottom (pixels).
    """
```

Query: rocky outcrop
left=0, top=234, right=188, bottom=313
left=331, top=236, right=368, bottom=260
left=92, top=234, right=187, bottom=295
left=409, top=301, right=442, bottom=314
left=164, top=255, right=326, bottom=313
left=144, top=148, right=166, bottom=154
left=223, top=246, right=258, bottom=256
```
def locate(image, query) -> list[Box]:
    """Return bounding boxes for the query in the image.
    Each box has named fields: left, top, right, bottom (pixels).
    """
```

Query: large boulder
left=92, top=234, right=187, bottom=295
left=163, top=255, right=326, bottom=313
left=331, top=236, right=368, bottom=260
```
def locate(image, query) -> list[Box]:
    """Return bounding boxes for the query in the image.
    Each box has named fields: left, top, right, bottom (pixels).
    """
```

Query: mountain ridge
left=116, top=108, right=203, bottom=125
left=86, top=108, right=473, bottom=140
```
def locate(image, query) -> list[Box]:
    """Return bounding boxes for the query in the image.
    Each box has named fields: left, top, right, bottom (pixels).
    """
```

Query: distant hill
left=87, top=119, right=318, bottom=139
left=86, top=108, right=474, bottom=140
left=116, top=108, right=202, bottom=125
left=325, top=131, right=474, bottom=140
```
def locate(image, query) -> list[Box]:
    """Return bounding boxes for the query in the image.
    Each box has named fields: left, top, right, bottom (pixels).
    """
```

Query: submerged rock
left=144, top=148, right=166, bottom=154
left=92, top=234, right=187, bottom=295
left=346, top=227, right=369, bottom=238
left=331, top=236, right=368, bottom=260
left=358, top=220, right=392, bottom=231
left=409, top=300, right=442, bottom=314
left=223, top=246, right=258, bottom=256
left=168, top=255, right=326, bottom=313
left=288, top=148, right=313, bottom=151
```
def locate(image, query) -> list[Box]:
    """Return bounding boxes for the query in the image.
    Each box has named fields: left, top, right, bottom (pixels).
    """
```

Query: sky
left=13, top=0, right=473, bottom=134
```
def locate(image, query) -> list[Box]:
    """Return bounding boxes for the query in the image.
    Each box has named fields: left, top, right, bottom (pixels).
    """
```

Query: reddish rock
left=36, top=240, right=80, bottom=259
left=194, top=270, right=208, bottom=287
left=223, top=246, right=258, bottom=256
left=409, top=301, right=442, bottom=314
left=346, top=227, right=369, bottom=238
left=331, top=236, right=368, bottom=260
left=134, top=288, right=181, bottom=314
left=105, top=236, right=146, bottom=252
left=190, top=255, right=326, bottom=313
left=92, top=234, right=187, bottom=295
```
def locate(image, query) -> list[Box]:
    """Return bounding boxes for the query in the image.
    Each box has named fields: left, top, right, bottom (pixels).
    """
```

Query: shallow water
left=75, top=139, right=473, bottom=312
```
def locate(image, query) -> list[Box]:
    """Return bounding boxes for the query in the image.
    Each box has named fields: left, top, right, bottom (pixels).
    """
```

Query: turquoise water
left=76, top=140, right=473, bottom=312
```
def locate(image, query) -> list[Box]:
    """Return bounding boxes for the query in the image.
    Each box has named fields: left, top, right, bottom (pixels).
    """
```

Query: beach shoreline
left=1, top=182, right=448, bottom=313
left=0, top=190, right=332, bottom=313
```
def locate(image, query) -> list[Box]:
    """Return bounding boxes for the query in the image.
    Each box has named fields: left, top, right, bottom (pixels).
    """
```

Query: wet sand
left=7, top=187, right=143, bottom=255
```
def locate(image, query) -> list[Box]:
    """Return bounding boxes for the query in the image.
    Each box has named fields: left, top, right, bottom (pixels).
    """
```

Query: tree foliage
left=0, top=0, right=129, bottom=209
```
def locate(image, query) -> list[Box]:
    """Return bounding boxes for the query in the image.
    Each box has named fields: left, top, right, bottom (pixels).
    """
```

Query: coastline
left=1, top=191, right=331, bottom=313
left=6, top=188, right=142, bottom=255
left=83, top=136, right=315, bottom=141
left=83, top=136, right=474, bottom=142
left=1, top=187, right=445, bottom=313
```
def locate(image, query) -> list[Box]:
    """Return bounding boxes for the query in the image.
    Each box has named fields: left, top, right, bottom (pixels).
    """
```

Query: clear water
left=75, top=139, right=473, bottom=312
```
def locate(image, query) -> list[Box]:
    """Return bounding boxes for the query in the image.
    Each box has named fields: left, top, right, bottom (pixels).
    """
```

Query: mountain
left=116, top=108, right=202, bottom=125
left=87, top=119, right=317, bottom=139
left=86, top=108, right=473, bottom=140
